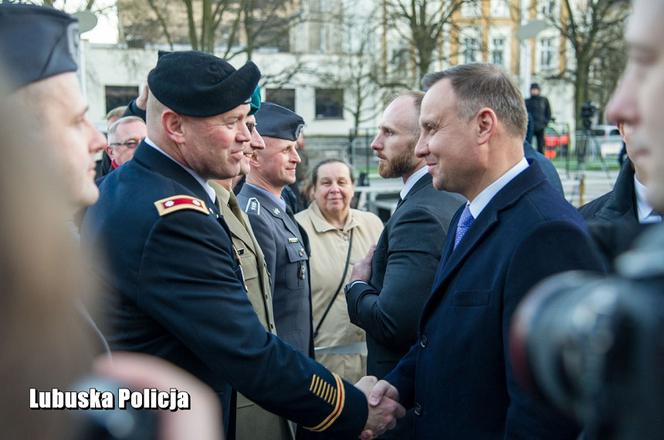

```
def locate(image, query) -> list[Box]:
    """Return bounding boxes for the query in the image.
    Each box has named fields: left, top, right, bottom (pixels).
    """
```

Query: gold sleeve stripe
left=314, top=377, right=324, bottom=397
left=323, top=383, right=332, bottom=403
left=305, top=373, right=346, bottom=432
left=310, top=375, right=318, bottom=394
left=328, top=389, right=337, bottom=406
left=309, top=375, right=318, bottom=393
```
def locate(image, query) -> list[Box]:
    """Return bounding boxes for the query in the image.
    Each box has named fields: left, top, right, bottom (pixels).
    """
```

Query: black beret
left=255, top=102, right=304, bottom=141
left=147, top=51, right=260, bottom=117
left=530, top=83, right=540, bottom=90
left=0, top=4, right=79, bottom=91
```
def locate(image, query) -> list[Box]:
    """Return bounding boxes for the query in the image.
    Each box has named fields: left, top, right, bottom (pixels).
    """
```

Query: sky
left=51, top=0, right=119, bottom=44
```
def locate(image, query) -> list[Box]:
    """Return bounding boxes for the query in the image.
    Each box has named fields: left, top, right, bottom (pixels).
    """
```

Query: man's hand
left=355, top=376, right=405, bottom=440
left=136, top=84, right=149, bottom=111
left=349, top=245, right=376, bottom=282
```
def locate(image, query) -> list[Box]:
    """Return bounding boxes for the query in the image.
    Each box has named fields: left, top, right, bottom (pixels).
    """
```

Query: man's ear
left=476, top=108, right=497, bottom=144
left=162, top=110, right=186, bottom=144
left=105, top=145, right=114, bottom=158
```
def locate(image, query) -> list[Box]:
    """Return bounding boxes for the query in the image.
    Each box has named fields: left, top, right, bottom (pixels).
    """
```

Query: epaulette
left=154, top=195, right=209, bottom=216
left=244, top=197, right=261, bottom=215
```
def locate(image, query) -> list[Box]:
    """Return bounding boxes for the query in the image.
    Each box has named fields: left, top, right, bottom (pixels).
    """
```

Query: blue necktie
left=453, top=204, right=475, bottom=250
left=431, top=205, right=475, bottom=290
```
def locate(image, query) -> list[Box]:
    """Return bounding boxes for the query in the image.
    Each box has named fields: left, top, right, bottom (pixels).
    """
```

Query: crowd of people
left=1, top=1, right=664, bottom=439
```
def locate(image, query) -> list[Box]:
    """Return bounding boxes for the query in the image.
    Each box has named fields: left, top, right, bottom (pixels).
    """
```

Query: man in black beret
left=82, top=52, right=404, bottom=439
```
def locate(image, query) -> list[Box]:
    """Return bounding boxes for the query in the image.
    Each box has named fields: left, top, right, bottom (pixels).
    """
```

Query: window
left=104, top=85, right=139, bottom=114
left=490, top=0, right=509, bottom=17
left=462, top=37, right=480, bottom=63
left=539, top=0, right=556, bottom=16
left=461, top=0, right=481, bottom=17
left=538, top=37, right=555, bottom=70
left=265, top=88, right=296, bottom=111
left=491, top=37, right=506, bottom=66
left=315, top=89, right=344, bottom=119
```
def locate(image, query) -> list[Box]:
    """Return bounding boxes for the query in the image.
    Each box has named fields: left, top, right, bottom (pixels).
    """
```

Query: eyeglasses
left=109, top=137, right=143, bottom=149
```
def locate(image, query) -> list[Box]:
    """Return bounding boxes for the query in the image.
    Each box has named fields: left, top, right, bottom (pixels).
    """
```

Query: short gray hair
left=107, top=116, right=145, bottom=139
left=422, top=64, right=527, bottom=139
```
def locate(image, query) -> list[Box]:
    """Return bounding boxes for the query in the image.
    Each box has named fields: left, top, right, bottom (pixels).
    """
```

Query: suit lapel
left=430, top=161, right=547, bottom=293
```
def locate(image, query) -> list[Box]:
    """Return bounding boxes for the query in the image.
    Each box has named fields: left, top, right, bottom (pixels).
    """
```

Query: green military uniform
left=211, top=182, right=293, bottom=440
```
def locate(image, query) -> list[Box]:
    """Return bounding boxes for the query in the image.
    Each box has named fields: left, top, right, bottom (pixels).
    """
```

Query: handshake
left=355, top=376, right=406, bottom=439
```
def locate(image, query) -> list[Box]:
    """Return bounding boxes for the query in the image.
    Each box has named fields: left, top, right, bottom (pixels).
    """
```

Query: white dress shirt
left=400, top=166, right=429, bottom=200
left=467, top=157, right=529, bottom=219
left=634, top=176, right=662, bottom=224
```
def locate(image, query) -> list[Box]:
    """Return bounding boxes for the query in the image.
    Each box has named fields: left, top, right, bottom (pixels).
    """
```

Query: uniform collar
left=308, top=202, right=358, bottom=233
left=144, top=137, right=217, bottom=203
left=244, top=182, right=287, bottom=211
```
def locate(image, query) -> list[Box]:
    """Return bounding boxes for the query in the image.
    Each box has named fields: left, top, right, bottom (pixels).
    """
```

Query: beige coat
left=296, top=203, right=383, bottom=383
left=211, top=182, right=292, bottom=440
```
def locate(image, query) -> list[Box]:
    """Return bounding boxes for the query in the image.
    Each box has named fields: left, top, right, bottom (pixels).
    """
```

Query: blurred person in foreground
left=0, top=2, right=108, bottom=354
left=296, top=159, right=384, bottom=384
left=366, top=64, right=605, bottom=439
left=210, top=88, right=292, bottom=440
left=82, top=50, right=404, bottom=439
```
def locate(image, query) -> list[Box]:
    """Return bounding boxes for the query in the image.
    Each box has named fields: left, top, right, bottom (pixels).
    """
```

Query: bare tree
left=542, top=0, right=629, bottom=127
left=119, top=0, right=300, bottom=58
left=383, top=0, right=473, bottom=86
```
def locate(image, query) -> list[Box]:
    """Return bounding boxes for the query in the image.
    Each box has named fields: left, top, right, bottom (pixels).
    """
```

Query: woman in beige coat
left=296, top=159, right=383, bottom=383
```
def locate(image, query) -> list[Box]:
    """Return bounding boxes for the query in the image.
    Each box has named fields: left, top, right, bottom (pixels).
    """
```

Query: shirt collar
left=308, top=201, right=358, bottom=233
left=400, top=166, right=429, bottom=200
left=144, top=137, right=217, bottom=203
left=468, top=157, right=529, bottom=219
left=634, top=176, right=661, bottom=223
left=245, top=182, right=287, bottom=211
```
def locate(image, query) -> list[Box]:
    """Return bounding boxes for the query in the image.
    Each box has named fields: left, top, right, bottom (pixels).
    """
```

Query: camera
left=510, top=266, right=664, bottom=440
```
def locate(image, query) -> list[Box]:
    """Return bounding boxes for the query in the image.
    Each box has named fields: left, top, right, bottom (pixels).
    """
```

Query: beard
left=378, top=146, right=419, bottom=179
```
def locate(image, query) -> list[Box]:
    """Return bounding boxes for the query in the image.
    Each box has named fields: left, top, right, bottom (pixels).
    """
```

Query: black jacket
left=579, top=159, right=652, bottom=270
left=346, top=173, right=464, bottom=378
left=525, top=95, right=551, bottom=131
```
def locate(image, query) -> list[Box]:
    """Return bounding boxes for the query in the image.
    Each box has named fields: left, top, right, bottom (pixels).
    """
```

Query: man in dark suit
left=579, top=122, right=661, bottom=269
left=366, top=64, right=606, bottom=439
left=82, top=51, right=404, bottom=440
left=345, top=92, right=464, bottom=381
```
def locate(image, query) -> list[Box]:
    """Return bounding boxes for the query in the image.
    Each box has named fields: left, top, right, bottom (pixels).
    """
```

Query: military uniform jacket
left=82, top=143, right=367, bottom=439
left=210, top=182, right=293, bottom=440
left=237, top=183, right=314, bottom=357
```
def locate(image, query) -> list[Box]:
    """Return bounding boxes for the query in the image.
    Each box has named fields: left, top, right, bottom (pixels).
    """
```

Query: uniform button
left=414, top=402, right=422, bottom=416
left=264, top=294, right=269, bottom=300
left=419, top=334, right=428, bottom=348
